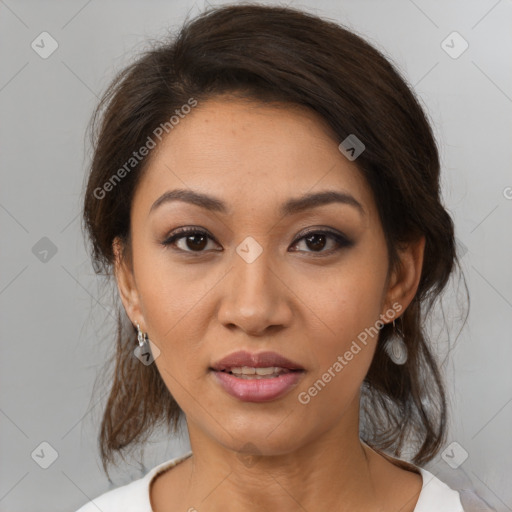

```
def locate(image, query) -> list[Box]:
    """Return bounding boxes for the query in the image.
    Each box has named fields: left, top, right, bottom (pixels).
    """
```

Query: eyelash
left=160, top=226, right=353, bottom=256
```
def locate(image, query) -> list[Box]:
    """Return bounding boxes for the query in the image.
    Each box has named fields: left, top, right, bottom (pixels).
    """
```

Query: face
left=114, top=96, right=423, bottom=457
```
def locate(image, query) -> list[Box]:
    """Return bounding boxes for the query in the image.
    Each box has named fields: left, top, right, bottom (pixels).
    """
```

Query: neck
left=176, top=426, right=383, bottom=511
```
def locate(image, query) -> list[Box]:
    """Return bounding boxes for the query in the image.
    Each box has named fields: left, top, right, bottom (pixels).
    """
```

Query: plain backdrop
left=0, top=0, right=511, bottom=511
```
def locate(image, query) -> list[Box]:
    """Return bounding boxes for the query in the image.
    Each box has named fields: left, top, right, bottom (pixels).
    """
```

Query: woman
left=77, top=3, right=474, bottom=511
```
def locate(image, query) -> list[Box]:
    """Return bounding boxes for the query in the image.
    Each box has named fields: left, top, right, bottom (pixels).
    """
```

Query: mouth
left=210, top=350, right=305, bottom=373
left=212, top=366, right=302, bottom=379
left=210, top=367, right=305, bottom=402
left=209, top=350, right=305, bottom=402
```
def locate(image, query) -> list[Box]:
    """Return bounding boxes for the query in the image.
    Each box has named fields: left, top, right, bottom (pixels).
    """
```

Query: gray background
left=1, top=0, right=511, bottom=511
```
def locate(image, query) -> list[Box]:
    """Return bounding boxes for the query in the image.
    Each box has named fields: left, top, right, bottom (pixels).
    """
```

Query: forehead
left=133, top=97, right=374, bottom=219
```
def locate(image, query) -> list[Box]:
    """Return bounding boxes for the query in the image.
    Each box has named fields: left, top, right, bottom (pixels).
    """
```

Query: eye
left=161, top=227, right=220, bottom=253
left=290, top=229, right=353, bottom=255
left=161, top=227, right=353, bottom=255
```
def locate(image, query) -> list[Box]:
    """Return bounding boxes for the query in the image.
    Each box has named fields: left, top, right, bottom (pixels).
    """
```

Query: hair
left=81, top=2, right=467, bottom=478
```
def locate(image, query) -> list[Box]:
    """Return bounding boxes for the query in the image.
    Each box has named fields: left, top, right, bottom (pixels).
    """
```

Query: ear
left=382, top=235, right=426, bottom=317
left=113, top=236, right=144, bottom=328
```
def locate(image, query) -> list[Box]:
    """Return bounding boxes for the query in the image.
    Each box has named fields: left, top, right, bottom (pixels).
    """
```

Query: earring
left=136, top=323, right=149, bottom=350
left=383, top=318, right=408, bottom=365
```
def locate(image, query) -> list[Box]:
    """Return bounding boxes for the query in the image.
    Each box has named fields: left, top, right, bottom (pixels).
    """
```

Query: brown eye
left=162, top=228, right=220, bottom=253
left=290, top=229, right=353, bottom=255
left=304, top=233, right=327, bottom=251
left=182, top=233, right=208, bottom=251
left=162, top=227, right=353, bottom=256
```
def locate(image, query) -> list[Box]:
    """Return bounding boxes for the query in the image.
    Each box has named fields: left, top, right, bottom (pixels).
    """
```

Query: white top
left=75, top=451, right=465, bottom=512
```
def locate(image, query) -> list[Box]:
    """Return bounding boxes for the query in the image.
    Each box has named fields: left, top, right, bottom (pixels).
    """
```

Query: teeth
left=229, top=366, right=289, bottom=376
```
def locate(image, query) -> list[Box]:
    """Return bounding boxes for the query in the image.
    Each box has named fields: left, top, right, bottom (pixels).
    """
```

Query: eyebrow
left=149, top=188, right=365, bottom=217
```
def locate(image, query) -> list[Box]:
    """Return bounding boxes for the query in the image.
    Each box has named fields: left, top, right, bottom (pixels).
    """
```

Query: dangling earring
left=136, top=323, right=149, bottom=350
left=384, top=318, right=408, bottom=365
left=134, top=322, right=160, bottom=365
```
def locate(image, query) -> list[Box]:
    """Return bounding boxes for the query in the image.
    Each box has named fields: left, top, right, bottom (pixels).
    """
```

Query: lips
left=209, top=350, right=304, bottom=402
left=210, top=350, right=305, bottom=372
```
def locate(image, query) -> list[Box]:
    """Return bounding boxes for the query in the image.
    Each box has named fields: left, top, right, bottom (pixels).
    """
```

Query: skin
left=113, top=96, right=426, bottom=512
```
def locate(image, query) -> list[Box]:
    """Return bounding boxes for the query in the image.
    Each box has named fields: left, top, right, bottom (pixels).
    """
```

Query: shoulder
left=414, top=467, right=464, bottom=512
left=75, top=477, right=148, bottom=512
left=74, top=452, right=193, bottom=512
left=364, top=443, right=464, bottom=512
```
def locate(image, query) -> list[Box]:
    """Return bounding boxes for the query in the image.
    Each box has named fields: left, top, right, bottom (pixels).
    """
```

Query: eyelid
left=293, top=226, right=346, bottom=242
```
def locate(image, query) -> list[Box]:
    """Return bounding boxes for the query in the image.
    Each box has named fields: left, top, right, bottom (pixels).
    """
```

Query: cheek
left=303, top=278, right=383, bottom=376
left=135, top=246, right=214, bottom=336
left=296, top=247, right=388, bottom=401
left=311, top=248, right=388, bottom=345
left=132, top=255, right=211, bottom=386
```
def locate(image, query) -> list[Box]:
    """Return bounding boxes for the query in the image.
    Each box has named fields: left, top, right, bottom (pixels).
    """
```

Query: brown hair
left=81, top=3, right=467, bottom=478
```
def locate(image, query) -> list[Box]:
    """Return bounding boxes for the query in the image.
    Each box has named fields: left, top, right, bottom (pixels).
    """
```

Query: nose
left=216, top=246, right=293, bottom=336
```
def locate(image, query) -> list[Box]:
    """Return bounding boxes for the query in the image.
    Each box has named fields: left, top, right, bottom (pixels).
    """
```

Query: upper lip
left=210, top=350, right=305, bottom=371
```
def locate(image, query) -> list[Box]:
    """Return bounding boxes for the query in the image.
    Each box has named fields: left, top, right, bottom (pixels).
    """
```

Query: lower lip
left=211, top=370, right=304, bottom=402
